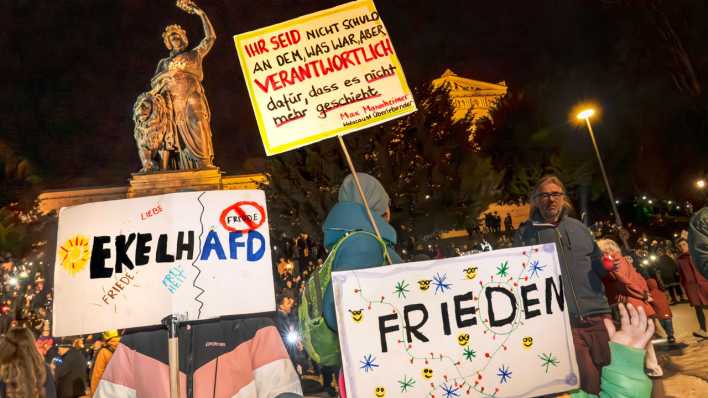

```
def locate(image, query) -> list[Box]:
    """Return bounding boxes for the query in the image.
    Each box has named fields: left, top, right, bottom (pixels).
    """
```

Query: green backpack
left=298, top=230, right=388, bottom=367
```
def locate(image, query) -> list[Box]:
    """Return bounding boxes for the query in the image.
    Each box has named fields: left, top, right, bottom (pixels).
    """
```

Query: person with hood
left=676, top=238, right=708, bottom=338
left=513, top=175, right=610, bottom=394
left=322, top=173, right=402, bottom=333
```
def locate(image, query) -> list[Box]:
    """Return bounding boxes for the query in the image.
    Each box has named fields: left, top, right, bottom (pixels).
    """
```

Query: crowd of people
left=266, top=174, right=708, bottom=396
left=1, top=172, right=707, bottom=397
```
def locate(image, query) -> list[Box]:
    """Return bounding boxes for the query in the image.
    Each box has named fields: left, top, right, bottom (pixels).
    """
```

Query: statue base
left=127, top=168, right=223, bottom=198
left=38, top=169, right=267, bottom=214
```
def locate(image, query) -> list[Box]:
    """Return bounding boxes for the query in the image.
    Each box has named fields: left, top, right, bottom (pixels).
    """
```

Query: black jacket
left=53, top=347, right=87, bottom=398
left=513, top=210, right=610, bottom=319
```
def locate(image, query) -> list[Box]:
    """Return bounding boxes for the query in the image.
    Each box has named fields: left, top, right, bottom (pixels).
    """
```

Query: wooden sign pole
left=162, top=315, right=181, bottom=398
left=337, top=134, right=393, bottom=265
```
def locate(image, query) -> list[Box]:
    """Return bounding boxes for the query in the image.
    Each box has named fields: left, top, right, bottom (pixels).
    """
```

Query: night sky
left=2, top=0, right=707, bottom=201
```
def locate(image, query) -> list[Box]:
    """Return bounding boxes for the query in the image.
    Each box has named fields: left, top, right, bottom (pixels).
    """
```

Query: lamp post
left=697, top=178, right=707, bottom=205
left=576, top=108, right=628, bottom=249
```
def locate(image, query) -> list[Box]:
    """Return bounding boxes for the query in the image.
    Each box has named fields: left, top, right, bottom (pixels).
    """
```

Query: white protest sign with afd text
left=234, top=0, right=417, bottom=155
left=332, top=244, right=579, bottom=398
left=52, top=190, right=275, bottom=336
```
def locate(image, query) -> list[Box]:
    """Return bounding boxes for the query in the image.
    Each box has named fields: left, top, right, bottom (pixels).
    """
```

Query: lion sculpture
left=132, top=92, right=176, bottom=172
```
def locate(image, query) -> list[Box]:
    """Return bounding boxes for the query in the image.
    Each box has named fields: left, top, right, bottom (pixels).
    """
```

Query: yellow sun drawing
left=59, top=235, right=91, bottom=275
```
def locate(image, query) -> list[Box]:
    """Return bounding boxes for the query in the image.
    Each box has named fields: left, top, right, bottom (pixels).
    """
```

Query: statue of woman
left=150, top=0, right=216, bottom=169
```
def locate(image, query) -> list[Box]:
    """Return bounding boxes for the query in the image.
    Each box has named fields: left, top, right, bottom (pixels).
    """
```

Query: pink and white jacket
left=95, top=317, right=303, bottom=398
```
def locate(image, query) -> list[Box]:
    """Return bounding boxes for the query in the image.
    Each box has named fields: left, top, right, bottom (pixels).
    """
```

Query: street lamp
left=576, top=106, right=627, bottom=248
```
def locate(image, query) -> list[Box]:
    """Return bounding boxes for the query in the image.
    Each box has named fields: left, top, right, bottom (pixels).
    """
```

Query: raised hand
left=603, top=303, right=655, bottom=350
left=176, top=0, right=199, bottom=14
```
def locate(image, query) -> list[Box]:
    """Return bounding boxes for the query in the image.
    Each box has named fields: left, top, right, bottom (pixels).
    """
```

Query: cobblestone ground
left=652, top=303, right=708, bottom=398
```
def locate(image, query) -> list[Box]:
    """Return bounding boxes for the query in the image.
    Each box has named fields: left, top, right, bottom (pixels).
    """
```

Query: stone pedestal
left=38, top=170, right=267, bottom=214
left=127, top=168, right=223, bottom=198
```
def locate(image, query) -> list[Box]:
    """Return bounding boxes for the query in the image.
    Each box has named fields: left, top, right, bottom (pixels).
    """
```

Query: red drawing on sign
left=219, top=201, right=266, bottom=233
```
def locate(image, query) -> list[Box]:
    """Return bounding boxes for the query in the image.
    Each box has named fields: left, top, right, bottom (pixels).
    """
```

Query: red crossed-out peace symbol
left=219, top=201, right=266, bottom=233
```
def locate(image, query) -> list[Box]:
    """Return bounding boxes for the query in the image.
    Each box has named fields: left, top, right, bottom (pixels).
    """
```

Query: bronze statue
left=133, top=0, right=216, bottom=172
left=133, top=92, right=176, bottom=172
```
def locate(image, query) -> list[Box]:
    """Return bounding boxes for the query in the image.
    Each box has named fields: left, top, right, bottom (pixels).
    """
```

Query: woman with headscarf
left=0, top=327, right=56, bottom=398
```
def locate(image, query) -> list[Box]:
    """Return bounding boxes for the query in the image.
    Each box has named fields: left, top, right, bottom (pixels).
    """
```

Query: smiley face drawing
left=422, top=367, right=434, bottom=379
left=457, top=332, right=470, bottom=346
left=418, top=279, right=432, bottom=291
left=464, top=267, right=478, bottom=280
left=374, top=386, right=386, bottom=397
left=349, top=309, right=364, bottom=323
left=522, top=336, right=534, bottom=349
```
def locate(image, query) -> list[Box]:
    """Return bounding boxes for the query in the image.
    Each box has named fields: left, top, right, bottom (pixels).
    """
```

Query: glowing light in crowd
left=286, top=331, right=299, bottom=345
left=576, top=108, right=595, bottom=120
left=642, top=260, right=649, bottom=265
left=650, top=255, right=657, bottom=261
left=648, top=200, right=653, bottom=204
left=697, top=179, right=707, bottom=189
left=642, top=196, right=647, bottom=200
left=18, top=271, right=28, bottom=279
left=8, top=277, right=18, bottom=286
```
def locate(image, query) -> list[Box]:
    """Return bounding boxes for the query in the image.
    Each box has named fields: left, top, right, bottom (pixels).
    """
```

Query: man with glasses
left=513, top=175, right=611, bottom=395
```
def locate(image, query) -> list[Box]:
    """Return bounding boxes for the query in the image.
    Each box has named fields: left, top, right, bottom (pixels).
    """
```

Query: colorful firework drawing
left=441, top=382, right=461, bottom=398
left=529, top=260, right=546, bottom=279
left=398, top=375, right=415, bottom=392
left=360, top=353, right=379, bottom=373
left=394, top=280, right=410, bottom=299
left=432, top=272, right=452, bottom=294
left=539, top=352, right=560, bottom=373
left=497, top=364, right=512, bottom=384
left=463, top=346, right=477, bottom=361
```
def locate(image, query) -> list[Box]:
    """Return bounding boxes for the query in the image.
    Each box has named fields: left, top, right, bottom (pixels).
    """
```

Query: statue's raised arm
left=177, top=0, right=216, bottom=58
left=135, top=0, right=217, bottom=172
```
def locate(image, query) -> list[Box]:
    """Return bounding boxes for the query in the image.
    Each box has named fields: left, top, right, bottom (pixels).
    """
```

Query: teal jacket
left=322, top=202, right=401, bottom=331
left=566, top=342, right=652, bottom=398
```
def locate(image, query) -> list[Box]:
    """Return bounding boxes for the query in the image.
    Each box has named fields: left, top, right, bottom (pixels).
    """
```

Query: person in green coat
left=562, top=302, right=654, bottom=398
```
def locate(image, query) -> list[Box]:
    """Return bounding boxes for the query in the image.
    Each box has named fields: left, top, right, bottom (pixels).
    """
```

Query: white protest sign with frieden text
left=52, top=190, right=275, bottom=336
left=234, top=0, right=416, bottom=155
left=332, top=244, right=579, bottom=398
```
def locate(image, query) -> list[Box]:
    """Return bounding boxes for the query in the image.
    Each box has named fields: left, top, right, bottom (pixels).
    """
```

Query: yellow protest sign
left=234, top=0, right=416, bottom=155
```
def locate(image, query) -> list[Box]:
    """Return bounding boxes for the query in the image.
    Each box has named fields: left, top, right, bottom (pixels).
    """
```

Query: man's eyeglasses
left=535, top=192, right=564, bottom=200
